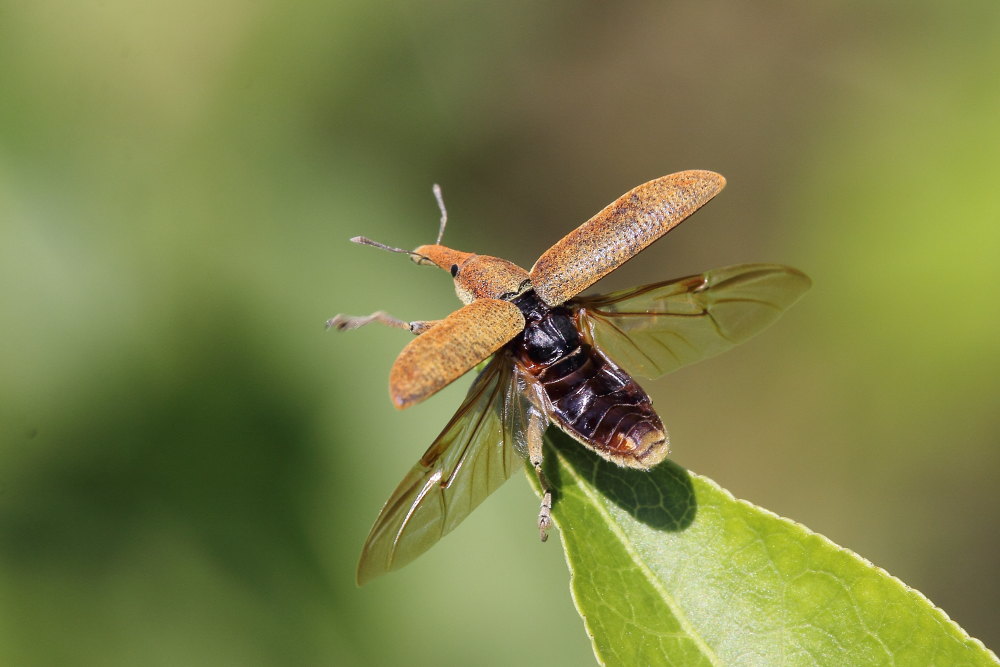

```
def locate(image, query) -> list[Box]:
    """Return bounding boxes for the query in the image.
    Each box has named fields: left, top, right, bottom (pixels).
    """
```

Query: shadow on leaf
left=543, top=428, right=697, bottom=532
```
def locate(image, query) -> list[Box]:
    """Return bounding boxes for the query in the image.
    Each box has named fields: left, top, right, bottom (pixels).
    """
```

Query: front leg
left=325, top=311, right=439, bottom=335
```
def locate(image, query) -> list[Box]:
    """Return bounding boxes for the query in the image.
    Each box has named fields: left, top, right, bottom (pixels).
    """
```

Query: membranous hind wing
left=572, top=264, right=811, bottom=379
left=357, top=354, right=540, bottom=585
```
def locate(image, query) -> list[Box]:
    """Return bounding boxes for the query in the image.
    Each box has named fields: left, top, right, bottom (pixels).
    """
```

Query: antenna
left=350, top=237, right=430, bottom=263
left=433, top=184, right=447, bottom=245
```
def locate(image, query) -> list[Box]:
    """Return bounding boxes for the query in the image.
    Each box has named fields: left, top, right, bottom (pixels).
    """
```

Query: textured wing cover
left=530, top=170, right=726, bottom=306
left=390, top=298, right=525, bottom=409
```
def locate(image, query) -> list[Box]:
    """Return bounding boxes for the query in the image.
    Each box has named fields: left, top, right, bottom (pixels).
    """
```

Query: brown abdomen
left=509, top=294, right=668, bottom=469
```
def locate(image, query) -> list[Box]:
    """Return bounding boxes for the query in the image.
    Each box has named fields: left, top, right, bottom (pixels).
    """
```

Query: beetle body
left=327, top=170, right=811, bottom=584
left=510, top=290, right=668, bottom=468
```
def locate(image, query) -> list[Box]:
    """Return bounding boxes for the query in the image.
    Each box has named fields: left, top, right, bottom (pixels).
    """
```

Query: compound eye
left=450, top=264, right=459, bottom=277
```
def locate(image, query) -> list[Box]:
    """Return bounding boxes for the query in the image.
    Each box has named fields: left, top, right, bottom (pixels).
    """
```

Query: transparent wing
left=357, top=354, right=539, bottom=585
left=572, top=264, right=811, bottom=379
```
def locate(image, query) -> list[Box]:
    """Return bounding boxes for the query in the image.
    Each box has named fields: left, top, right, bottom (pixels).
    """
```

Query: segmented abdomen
left=508, top=294, right=668, bottom=468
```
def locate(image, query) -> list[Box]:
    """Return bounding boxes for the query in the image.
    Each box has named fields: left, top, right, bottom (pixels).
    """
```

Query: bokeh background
left=1, top=2, right=998, bottom=665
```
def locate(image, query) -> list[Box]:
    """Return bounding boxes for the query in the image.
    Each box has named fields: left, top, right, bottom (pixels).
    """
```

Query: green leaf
left=532, top=429, right=998, bottom=666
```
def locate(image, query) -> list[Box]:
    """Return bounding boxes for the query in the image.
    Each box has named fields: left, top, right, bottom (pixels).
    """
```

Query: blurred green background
left=0, top=1, right=997, bottom=664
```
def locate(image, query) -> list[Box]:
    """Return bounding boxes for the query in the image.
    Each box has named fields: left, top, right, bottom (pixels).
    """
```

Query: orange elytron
left=327, top=171, right=810, bottom=584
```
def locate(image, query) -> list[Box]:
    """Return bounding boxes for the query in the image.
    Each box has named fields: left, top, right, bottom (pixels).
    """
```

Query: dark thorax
left=508, top=291, right=666, bottom=467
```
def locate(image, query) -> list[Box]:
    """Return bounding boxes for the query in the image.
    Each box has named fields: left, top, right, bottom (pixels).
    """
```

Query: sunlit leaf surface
left=533, top=430, right=998, bottom=666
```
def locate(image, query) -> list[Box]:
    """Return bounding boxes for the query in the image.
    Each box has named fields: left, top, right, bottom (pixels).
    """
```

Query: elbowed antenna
left=433, top=184, right=447, bottom=245
left=350, top=236, right=431, bottom=263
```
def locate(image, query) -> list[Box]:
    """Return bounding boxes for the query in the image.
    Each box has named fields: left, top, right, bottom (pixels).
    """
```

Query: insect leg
left=325, top=311, right=439, bottom=335
left=526, top=408, right=553, bottom=542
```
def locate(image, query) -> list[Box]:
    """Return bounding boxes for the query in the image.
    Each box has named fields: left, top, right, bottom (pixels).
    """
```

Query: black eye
left=450, top=264, right=459, bottom=277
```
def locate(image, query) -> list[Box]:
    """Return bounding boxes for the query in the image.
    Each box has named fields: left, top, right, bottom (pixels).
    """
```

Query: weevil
left=328, top=170, right=810, bottom=584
